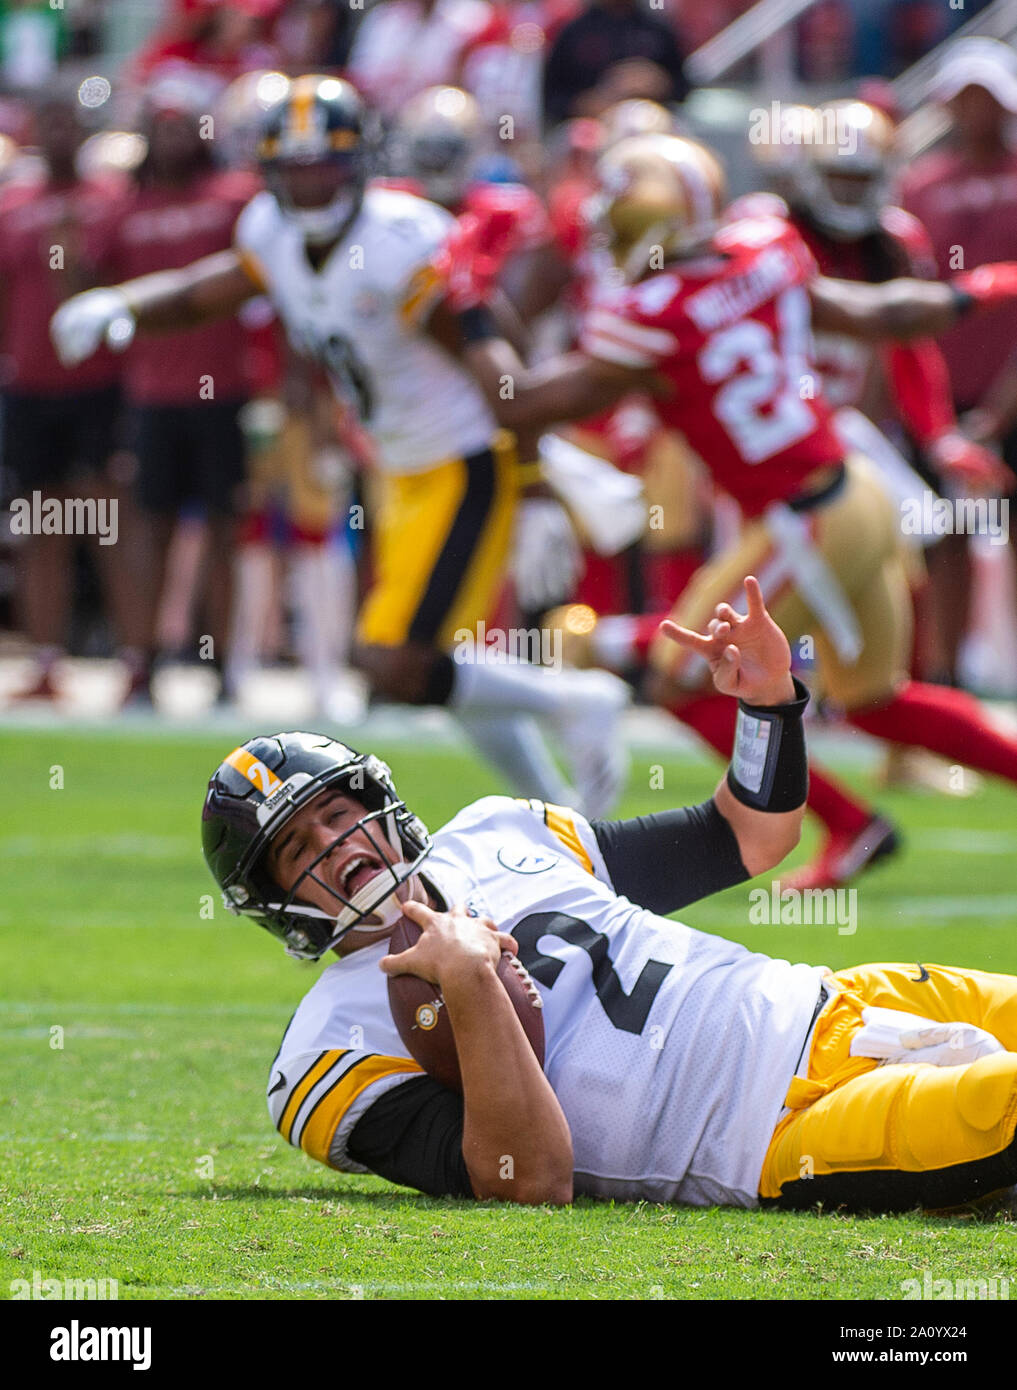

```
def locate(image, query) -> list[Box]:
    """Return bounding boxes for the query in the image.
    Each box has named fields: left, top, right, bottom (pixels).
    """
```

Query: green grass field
left=3, top=724, right=1017, bottom=1301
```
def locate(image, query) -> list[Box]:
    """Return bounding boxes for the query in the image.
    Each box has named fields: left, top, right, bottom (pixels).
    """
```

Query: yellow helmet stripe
left=289, top=75, right=317, bottom=136
left=224, top=747, right=283, bottom=797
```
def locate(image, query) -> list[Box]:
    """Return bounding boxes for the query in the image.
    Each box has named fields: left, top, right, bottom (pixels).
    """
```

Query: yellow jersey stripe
left=300, top=1054, right=424, bottom=1166
left=224, top=747, right=283, bottom=796
left=278, top=1049, right=347, bottom=1143
left=543, top=803, right=594, bottom=875
left=400, top=263, right=444, bottom=326
left=236, top=246, right=268, bottom=293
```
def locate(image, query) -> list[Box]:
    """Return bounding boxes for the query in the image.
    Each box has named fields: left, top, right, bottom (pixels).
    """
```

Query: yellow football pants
left=759, top=962, right=1017, bottom=1211
left=356, top=434, right=518, bottom=650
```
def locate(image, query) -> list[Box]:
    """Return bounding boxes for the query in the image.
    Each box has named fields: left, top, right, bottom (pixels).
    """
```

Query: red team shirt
left=579, top=216, right=845, bottom=516
left=899, top=147, right=1017, bottom=409
left=0, top=177, right=122, bottom=395
left=96, top=168, right=260, bottom=406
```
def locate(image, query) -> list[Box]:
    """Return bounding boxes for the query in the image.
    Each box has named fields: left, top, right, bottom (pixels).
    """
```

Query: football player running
left=461, top=132, right=1017, bottom=868
left=202, top=579, right=1017, bottom=1212
left=773, top=100, right=1012, bottom=815
left=50, top=75, right=629, bottom=818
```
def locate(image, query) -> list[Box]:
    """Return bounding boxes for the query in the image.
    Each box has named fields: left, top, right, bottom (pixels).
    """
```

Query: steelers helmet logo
left=415, top=1002, right=440, bottom=1031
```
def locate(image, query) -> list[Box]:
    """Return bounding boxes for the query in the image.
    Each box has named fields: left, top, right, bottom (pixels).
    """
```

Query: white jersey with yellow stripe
left=234, top=185, right=498, bottom=473
left=267, top=795, right=826, bottom=1206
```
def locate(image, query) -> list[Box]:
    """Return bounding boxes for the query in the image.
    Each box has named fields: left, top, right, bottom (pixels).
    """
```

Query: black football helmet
left=201, top=732, right=431, bottom=959
left=257, top=74, right=368, bottom=244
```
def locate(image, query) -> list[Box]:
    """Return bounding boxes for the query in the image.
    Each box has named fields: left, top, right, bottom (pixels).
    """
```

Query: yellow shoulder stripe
left=236, top=246, right=269, bottom=293
left=400, top=263, right=445, bottom=327
left=543, top=803, right=593, bottom=875
left=301, top=1054, right=424, bottom=1166
left=278, top=1049, right=346, bottom=1143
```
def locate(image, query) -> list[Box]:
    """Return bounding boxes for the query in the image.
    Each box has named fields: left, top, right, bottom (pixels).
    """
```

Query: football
left=386, top=914, right=546, bottom=1091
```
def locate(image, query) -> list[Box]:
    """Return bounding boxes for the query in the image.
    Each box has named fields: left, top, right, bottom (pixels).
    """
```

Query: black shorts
left=999, top=422, right=1017, bottom=520
left=2, top=385, right=121, bottom=492
left=129, top=399, right=247, bottom=518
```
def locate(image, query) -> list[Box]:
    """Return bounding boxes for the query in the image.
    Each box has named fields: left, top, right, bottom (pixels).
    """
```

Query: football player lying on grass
left=202, top=578, right=1017, bottom=1213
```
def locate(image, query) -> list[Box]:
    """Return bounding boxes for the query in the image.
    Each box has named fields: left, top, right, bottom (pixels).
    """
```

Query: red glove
left=952, top=262, right=1017, bottom=308
left=928, top=432, right=1016, bottom=493
left=435, top=207, right=525, bottom=312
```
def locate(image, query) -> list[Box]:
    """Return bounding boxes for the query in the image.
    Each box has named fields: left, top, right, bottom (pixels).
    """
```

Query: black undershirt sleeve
left=591, top=799, right=750, bottom=916
left=346, top=1076, right=473, bottom=1198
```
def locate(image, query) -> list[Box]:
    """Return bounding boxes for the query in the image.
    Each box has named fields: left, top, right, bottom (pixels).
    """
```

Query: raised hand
left=658, top=575, right=795, bottom=706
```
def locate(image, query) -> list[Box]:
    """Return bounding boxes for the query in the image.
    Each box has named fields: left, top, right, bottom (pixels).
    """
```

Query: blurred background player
left=90, top=71, right=261, bottom=706
left=774, top=98, right=1011, bottom=796
left=385, top=84, right=589, bottom=618
left=901, top=38, right=1017, bottom=695
left=0, top=91, right=134, bottom=702
left=215, top=69, right=361, bottom=721
left=52, top=75, right=631, bottom=816
left=460, top=131, right=1017, bottom=886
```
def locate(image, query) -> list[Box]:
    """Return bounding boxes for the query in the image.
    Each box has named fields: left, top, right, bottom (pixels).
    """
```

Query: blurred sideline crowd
left=1, top=0, right=1016, bottom=731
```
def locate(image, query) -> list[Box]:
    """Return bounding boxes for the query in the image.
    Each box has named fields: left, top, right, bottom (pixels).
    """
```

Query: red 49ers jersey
left=793, top=206, right=936, bottom=411
left=579, top=216, right=845, bottom=515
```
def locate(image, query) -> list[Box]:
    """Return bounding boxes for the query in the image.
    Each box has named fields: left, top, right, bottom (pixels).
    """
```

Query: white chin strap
left=340, top=863, right=423, bottom=933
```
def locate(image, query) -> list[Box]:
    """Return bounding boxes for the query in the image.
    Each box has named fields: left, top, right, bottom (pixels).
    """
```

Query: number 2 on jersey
left=697, top=286, right=815, bottom=463
left=514, top=912, right=672, bottom=1034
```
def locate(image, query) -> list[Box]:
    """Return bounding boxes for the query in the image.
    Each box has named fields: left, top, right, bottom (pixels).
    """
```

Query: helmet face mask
left=795, top=100, right=895, bottom=241
left=266, top=797, right=426, bottom=959
left=265, top=155, right=364, bottom=244
left=203, top=734, right=432, bottom=960
left=799, top=161, right=887, bottom=239
left=258, top=74, right=368, bottom=245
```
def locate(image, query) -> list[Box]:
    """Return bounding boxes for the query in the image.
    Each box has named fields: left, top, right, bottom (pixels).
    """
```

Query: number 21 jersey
left=580, top=215, right=846, bottom=515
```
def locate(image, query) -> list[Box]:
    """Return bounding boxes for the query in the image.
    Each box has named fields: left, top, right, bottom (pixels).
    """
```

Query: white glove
left=512, top=497, right=582, bottom=613
left=50, top=287, right=136, bottom=368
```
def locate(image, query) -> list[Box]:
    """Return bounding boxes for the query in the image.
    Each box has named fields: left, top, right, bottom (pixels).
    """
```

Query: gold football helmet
left=595, top=133, right=727, bottom=279
left=749, top=103, right=816, bottom=192
left=393, top=86, right=481, bottom=208
left=798, top=99, right=896, bottom=238
left=601, top=99, right=676, bottom=147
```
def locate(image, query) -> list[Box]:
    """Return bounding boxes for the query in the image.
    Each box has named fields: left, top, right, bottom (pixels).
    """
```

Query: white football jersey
left=267, top=796, right=827, bottom=1207
left=234, top=186, right=498, bottom=473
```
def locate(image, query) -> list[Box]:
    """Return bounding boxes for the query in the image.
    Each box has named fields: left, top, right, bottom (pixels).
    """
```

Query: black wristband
left=950, top=285, right=976, bottom=318
left=458, top=304, right=498, bottom=343
left=726, top=676, right=810, bottom=812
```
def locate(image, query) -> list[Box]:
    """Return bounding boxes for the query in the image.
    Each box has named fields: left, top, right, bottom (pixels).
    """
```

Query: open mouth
left=337, top=853, right=386, bottom=900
